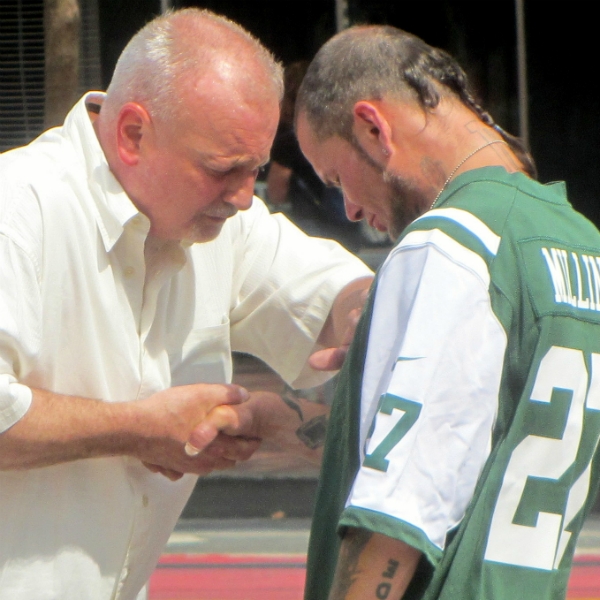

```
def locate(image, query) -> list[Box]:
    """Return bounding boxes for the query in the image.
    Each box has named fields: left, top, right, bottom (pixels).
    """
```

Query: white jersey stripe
left=396, top=228, right=491, bottom=287
left=416, top=207, right=501, bottom=256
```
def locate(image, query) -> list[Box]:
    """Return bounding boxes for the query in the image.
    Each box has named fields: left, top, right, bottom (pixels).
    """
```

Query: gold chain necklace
left=429, top=139, right=508, bottom=210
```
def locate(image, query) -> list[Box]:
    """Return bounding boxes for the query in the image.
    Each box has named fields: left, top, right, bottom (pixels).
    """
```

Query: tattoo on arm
left=281, top=386, right=328, bottom=450
left=296, top=415, right=328, bottom=449
left=330, top=529, right=373, bottom=599
left=282, top=386, right=304, bottom=422
left=330, top=530, right=410, bottom=600
left=375, top=558, right=400, bottom=599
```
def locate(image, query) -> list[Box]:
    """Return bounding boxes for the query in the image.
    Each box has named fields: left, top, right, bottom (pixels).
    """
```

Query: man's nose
left=343, top=193, right=364, bottom=222
left=224, top=172, right=256, bottom=211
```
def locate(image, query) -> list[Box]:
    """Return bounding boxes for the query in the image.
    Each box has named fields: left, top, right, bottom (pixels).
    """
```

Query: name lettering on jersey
left=542, top=247, right=600, bottom=311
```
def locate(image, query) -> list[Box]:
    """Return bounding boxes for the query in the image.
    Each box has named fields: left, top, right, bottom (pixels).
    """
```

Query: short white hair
left=104, top=8, right=283, bottom=124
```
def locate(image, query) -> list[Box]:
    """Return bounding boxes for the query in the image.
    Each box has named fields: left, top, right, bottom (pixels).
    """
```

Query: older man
left=223, top=24, right=600, bottom=600
left=0, top=9, right=371, bottom=599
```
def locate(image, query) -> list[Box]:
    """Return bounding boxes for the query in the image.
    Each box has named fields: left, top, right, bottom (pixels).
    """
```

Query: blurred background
left=2, top=0, right=599, bottom=227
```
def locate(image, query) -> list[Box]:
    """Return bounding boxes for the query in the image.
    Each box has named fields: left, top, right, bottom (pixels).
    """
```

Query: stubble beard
left=183, top=205, right=238, bottom=244
left=383, top=169, right=429, bottom=241
left=350, top=136, right=429, bottom=241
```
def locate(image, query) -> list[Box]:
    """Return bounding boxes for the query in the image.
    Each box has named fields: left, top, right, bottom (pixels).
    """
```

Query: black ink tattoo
left=375, top=558, right=400, bottom=598
left=329, top=529, right=373, bottom=599
left=281, top=387, right=304, bottom=422
left=296, top=415, right=328, bottom=449
left=382, top=559, right=399, bottom=579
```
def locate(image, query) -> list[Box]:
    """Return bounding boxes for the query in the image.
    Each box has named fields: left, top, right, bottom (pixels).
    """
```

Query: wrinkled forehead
left=156, top=75, right=279, bottom=168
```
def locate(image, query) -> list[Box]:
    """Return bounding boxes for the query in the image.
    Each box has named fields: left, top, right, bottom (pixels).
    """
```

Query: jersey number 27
left=485, top=345, right=600, bottom=570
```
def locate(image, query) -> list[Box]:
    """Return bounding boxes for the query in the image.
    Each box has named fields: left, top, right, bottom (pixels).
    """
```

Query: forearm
left=220, top=389, right=330, bottom=464
left=0, top=387, right=139, bottom=469
left=318, top=276, right=373, bottom=349
left=329, top=528, right=421, bottom=600
left=0, top=383, right=251, bottom=474
left=261, top=388, right=329, bottom=463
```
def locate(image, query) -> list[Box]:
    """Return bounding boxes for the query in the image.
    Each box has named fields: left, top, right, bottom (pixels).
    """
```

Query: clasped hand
left=140, top=383, right=260, bottom=481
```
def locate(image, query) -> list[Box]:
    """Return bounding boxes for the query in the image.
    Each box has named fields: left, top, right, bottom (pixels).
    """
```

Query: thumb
left=185, top=405, right=240, bottom=456
left=210, top=383, right=249, bottom=407
left=309, top=346, right=348, bottom=371
left=192, top=383, right=249, bottom=414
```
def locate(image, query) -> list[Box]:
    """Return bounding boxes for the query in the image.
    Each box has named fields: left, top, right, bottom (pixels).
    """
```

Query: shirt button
left=142, top=494, right=149, bottom=507
left=124, top=266, right=135, bottom=277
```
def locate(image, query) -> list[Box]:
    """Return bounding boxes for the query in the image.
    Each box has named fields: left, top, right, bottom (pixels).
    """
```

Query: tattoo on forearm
left=330, top=529, right=373, bottom=599
left=281, top=386, right=328, bottom=450
left=296, top=415, right=328, bottom=449
left=382, top=559, right=399, bottom=578
left=375, top=559, right=400, bottom=599
left=282, top=387, right=304, bottom=422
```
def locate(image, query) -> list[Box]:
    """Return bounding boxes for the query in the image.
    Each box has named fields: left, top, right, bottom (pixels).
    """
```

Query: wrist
left=102, top=399, right=154, bottom=458
left=246, top=391, right=285, bottom=439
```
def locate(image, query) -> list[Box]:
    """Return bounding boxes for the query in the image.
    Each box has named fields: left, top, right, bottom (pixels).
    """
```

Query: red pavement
left=149, top=554, right=306, bottom=600
left=149, top=554, right=600, bottom=600
left=569, top=555, right=600, bottom=599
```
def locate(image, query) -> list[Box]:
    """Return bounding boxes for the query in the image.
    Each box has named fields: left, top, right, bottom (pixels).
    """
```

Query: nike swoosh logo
left=393, top=356, right=425, bottom=371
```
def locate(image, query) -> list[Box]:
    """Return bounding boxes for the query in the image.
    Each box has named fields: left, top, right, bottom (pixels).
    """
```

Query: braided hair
left=297, top=25, right=536, bottom=179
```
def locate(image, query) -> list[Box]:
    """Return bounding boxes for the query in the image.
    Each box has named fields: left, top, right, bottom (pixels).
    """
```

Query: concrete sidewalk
left=167, top=518, right=311, bottom=556
left=167, top=514, right=600, bottom=557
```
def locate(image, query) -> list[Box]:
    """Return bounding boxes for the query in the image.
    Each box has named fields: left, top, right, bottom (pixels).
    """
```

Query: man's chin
left=182, top=221, right=226, bottom=244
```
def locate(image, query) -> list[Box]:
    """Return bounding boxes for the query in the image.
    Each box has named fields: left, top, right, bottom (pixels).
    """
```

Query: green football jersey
left=305, top=167, right=600, bottom=600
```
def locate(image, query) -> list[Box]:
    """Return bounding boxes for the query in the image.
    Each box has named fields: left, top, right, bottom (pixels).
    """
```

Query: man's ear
left=352, top=100, right=393, bottom=163
left=116, top=102, right=152, bottom=166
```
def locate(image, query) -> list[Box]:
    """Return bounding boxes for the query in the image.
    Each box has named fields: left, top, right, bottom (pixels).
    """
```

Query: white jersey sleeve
left=346, top=227, right=507, bottom=552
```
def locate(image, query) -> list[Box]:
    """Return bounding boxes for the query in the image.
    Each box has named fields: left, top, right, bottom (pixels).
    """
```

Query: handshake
left=140, top=383, right=265, bottom=481
left=138, top=380, right=329, bottom=480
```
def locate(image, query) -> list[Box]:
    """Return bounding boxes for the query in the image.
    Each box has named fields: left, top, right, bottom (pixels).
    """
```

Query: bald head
left=92, top=9, right=282, bottom=244
left=102, top=8, right=283, bottom=127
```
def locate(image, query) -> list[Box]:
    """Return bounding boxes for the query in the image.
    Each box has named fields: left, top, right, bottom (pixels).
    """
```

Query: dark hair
left=297, top=25, right=536, bottom=179
left=280, top=60, right=310, bottom=125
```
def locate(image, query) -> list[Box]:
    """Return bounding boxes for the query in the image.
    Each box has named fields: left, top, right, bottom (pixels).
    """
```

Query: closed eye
left=205, top=165, right=262, bottom=182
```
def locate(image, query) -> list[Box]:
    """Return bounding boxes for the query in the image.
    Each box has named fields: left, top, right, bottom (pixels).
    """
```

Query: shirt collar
left=439, top=166, right=569, bottom=207
left=62, top=92, right=150, bottom=252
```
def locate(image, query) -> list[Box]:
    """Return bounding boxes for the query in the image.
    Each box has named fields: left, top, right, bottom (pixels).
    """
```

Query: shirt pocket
left=169, top=318, right=232, bottom=386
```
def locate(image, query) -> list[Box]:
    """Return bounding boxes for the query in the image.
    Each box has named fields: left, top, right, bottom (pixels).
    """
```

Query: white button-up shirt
left=0, top=94, right=371, bottom=599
